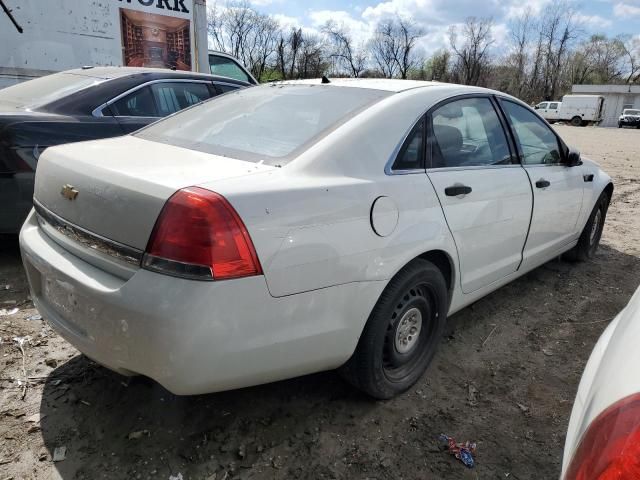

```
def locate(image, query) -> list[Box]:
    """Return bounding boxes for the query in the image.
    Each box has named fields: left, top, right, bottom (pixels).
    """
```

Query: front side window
left=392, top=118, right=424, bottom=171
left=150, top=82, right=213, bottom=116
left=429, top=97, right=512, bottom=168
left=501, top=100, right=563, bottom=165
left=209, top=55, right=251, bottom=83
left=110, top=86, right=158, bottom=117
left=537, top=102, right=548, bottom=110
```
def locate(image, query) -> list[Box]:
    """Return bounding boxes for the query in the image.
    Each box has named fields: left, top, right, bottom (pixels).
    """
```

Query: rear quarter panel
left=200, top=86, right=467, bottom=299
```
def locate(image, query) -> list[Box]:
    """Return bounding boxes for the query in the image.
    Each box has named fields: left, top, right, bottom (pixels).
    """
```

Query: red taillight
left=144, top=187, right=262, bottom=281
left=565, top=393, right=640, bottom=480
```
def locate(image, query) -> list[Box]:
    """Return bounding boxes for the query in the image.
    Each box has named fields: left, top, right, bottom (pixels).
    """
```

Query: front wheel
left=340, top=259, right=448, bottom=399
left=565, top=192, right=610, bottom=262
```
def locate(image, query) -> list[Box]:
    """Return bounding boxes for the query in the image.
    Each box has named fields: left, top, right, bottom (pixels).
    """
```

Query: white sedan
left=562, top=286, right=640, bottom=479
left=20, top=79, right=613, bottom=398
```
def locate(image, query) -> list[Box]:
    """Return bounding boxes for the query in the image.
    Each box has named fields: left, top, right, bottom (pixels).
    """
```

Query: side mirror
left=534, top=105, right=539, bottom=110
left=566, top=149, right=582, bottom=167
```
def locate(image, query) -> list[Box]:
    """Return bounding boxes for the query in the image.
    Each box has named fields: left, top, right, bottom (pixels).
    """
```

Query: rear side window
left=217, top=83, right=241, bottom=94
left=150, top=82, right=213, bottom=116
left=209, top=55, right=251, bottom=83
left=137, top=85, right=390, bottom=164
left=500, top=100, right=563, bottom=165
left=429, top=97, right=512, bottom=168
left=392, top=118, right=424, bottom=171
left=549, top=102, right=560, bottom=109
left=110, top=86, right=157, bottom=117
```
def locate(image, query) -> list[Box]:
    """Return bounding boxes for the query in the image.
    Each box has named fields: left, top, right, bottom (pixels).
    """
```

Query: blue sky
left=241, top=0, right=640, bottom=54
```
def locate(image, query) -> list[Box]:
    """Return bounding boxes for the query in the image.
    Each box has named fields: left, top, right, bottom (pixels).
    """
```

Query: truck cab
left=535, top=101, right=562, bottom=123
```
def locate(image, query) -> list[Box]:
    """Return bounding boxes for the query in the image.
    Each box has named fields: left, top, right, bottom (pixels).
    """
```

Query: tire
left=340, top=259, right=448, bottom=399
left=570, top=116, right=582, bottom=127
left=564, top=191, right=610, bottom=262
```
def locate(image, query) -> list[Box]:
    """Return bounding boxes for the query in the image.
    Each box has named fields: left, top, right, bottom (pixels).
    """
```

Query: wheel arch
left=382, top=249, right=457, bottom=310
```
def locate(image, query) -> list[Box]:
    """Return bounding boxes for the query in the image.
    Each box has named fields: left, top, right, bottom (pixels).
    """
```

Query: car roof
left=279, top=78, right=452, bottom=93
left=61, top=66, right=237, bottom=82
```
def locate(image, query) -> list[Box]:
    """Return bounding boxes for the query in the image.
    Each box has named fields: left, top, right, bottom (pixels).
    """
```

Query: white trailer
left=535, top=94, right=604, bottom=126
left=0, top=0, right=256, bottom=88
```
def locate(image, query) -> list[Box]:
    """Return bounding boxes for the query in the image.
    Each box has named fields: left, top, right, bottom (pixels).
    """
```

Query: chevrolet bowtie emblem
left=60, top=184, right=79, bottom=200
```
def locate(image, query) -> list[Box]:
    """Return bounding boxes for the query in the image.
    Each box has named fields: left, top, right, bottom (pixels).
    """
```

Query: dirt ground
left=1, top=125, right=639, bottom=480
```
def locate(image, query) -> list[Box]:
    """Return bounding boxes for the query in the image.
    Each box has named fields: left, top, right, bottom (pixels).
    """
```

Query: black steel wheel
left=340, top=259, right=448, bottom=399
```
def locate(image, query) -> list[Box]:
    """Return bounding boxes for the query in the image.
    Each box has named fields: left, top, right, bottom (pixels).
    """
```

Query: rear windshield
left=136, top=84, right=390, bottom=164
left=0, top=72, right=104, bottom=109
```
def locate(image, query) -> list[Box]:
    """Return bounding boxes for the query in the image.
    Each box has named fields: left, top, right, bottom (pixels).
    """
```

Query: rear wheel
left=565, top=191, right=610, bottom=262
left=571, top=116, right=582, bottom=127
left=340, top=259, right=448, bottom=399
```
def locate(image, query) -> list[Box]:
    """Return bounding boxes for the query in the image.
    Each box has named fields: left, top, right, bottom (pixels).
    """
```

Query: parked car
left=561, top=286, right=640, bottom=479
left=20, top=79, right=613, bottom=399
left=208, top=50, right=258, bottom=85
left=535, top=95, right=604, bottom=126
left=0, top=66, right=250, bottom=234
left=533, top=100, right=561, bottom=122
left=618, top=108, right=640, bottom=128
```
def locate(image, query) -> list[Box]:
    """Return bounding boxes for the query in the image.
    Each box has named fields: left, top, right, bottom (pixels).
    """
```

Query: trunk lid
left=35, top=136, right=275, bottom=250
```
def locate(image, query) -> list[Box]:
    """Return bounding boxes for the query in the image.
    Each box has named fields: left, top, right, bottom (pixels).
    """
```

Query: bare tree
left=507, top=8, right=535, bottom=97
left=322, top=20, right=367, bottom=77
left=207, top=0, right=278, bottom=81
left=395, top=17, right=424, bottom=79
left=369, top=20, right=399, bottom=78
left=449, top=17, right=494, bottom=85
left=620, top=35, right=640, bottom=83
left=425, top=49, right=451, bottom=81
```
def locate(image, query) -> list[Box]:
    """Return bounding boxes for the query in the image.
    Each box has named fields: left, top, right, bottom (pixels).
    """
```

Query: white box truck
left=535, top=95, right=604, bottom=126
left=0, top=0, right=256, bottom=88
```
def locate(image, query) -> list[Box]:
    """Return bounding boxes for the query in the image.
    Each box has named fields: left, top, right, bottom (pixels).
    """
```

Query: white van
left=535, top=95, right=604, bottom=126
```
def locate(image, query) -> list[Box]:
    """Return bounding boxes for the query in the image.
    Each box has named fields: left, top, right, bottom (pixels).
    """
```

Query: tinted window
left=501, top=100, right=563, bottom=165
left=392, top=119, right=424, bottom=171
left=549, top=102, right=560, bottom=109
left=0, top=72, right=104, bottom=109
left=430, top=97, right=512, bottom=168
left=110, top=86, right=157, bottom=117
left=150, top=82, right=213, bottom=116
left=209, top=55, right=251, bottom=83
left=217, top=83, right=241, bottom=94
left=137, top=85, right=389, bottom=164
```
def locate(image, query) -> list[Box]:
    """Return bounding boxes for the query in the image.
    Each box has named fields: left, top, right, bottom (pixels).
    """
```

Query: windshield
left=136, top=84, right=390, bottom=164
left=624, top=109, right=640, bottom=116
left=0, top=72, right=104, bottom=109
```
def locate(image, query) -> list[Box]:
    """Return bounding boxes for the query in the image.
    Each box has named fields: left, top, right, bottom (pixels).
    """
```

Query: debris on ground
left=52, top=446, right=67, bottom=462
left=26, top=314, right=42, bottom=321
left=439, top=434, right=477, bottom=468
left=169, top=473, right=184, bottom=480
left=0, top=307, right=19, bottom=316
left=127, top=430, right=150, bottom=440
left=467, top=384, right=478, bottom=406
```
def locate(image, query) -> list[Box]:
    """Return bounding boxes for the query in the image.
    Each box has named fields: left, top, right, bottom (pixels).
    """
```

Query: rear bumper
left=20, top=209, right=384, bottom=394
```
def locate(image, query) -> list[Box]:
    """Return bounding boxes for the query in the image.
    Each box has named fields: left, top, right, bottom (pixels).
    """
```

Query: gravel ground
left=1, top=125, right=639, bottom=480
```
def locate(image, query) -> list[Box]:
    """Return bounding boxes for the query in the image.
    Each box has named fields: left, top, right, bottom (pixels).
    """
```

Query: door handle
left=444, top=185, right=472, bottom=196
left=536, top=179, right=551, bottom=189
